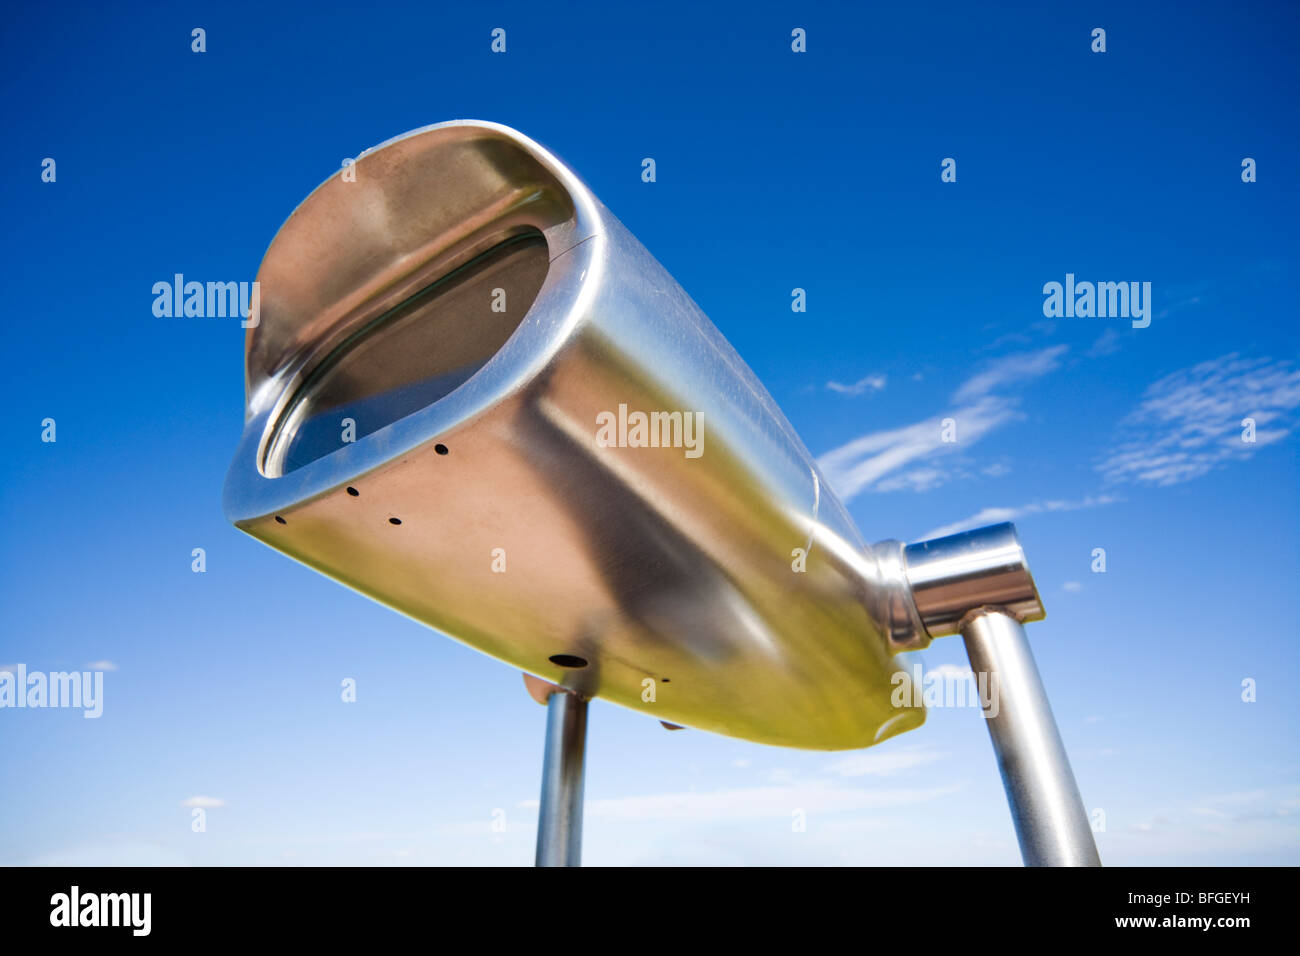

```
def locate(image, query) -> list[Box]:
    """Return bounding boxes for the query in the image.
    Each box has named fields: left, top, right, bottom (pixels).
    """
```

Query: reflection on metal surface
left=224, top=120, right=925, bottom=749
left=902, top=523, right=1045, bottom=638
left=265, top=232, right=549, bottom=476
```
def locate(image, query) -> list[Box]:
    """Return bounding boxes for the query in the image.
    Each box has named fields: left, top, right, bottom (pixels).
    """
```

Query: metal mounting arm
left=893, top=523, right=1101, bottom=866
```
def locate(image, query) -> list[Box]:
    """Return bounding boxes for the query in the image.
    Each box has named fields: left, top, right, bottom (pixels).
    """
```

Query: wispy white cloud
left=818, top=397, right=1019, bottom=502
left=180, top=796, right=226, bottom=809
left=817, top=346, right=1068, bottom=503
left=922, top=494, right=1120, bottom=539
left=979, top=321, right=1058, bottom=354
left=573, top=781, right=961, bottom=823
left=1098, top=354, right=1300, bottom=486
left=1119, top=785, right=1300, bottom=859
left=826, top=373, right=887, bottom=396
left=1086, top=327, right=1122, bottom=357
left=824, top=746, right=945, bottom=778
left=873, top=467, right=945, bottom=493
left=1154, top=293, right=1203, bottom=321
left=953, top=345, right=1068, bottom=403
left=1196, top=784, right=1300, bottom=819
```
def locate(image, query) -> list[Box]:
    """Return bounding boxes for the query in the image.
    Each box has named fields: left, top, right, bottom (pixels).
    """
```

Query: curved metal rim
left=222, top=121, right=606, bottom=523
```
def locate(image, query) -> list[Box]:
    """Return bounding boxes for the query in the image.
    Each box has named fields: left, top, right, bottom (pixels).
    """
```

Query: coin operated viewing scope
left=223, top=120, right=1101, bottom=868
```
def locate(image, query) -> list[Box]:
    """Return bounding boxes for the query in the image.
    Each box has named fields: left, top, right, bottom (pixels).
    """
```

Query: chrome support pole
left=960, top=608, right=1101, bottom=867
left=535, top=690, right=587, bottom=867
left=889, top=522, right=1101, bottom=867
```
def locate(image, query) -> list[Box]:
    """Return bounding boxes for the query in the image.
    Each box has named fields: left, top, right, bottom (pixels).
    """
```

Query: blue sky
left=1, top=0, right=1297, bottom=865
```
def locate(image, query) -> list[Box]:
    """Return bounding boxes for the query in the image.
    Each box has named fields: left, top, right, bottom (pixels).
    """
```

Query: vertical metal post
left=535, top=690, right=587, bottom=867
left=960, top=608, right=1101, bottom=866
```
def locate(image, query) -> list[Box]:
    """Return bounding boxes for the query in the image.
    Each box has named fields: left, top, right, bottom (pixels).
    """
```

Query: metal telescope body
left=224, top=121, right=1099, bottom=867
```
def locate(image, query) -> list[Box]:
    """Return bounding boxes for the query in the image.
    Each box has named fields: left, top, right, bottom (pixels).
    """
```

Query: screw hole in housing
left=435, top=443, right=449, bottom=456
left=389, top=517, right=402, bottom=525
left=274, top=515, right=287, bottom=525
left=346, top=486, right=359, bottom=497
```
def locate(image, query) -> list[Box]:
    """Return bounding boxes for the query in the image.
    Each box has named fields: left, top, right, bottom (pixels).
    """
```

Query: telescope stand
left=897, top=523, right=1101, bottom=866
left=534, top=689, right=587, bottom=867
left=959, top=608, right=1101, bottom=866
left=527, top=524, right=1099, bottom=868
